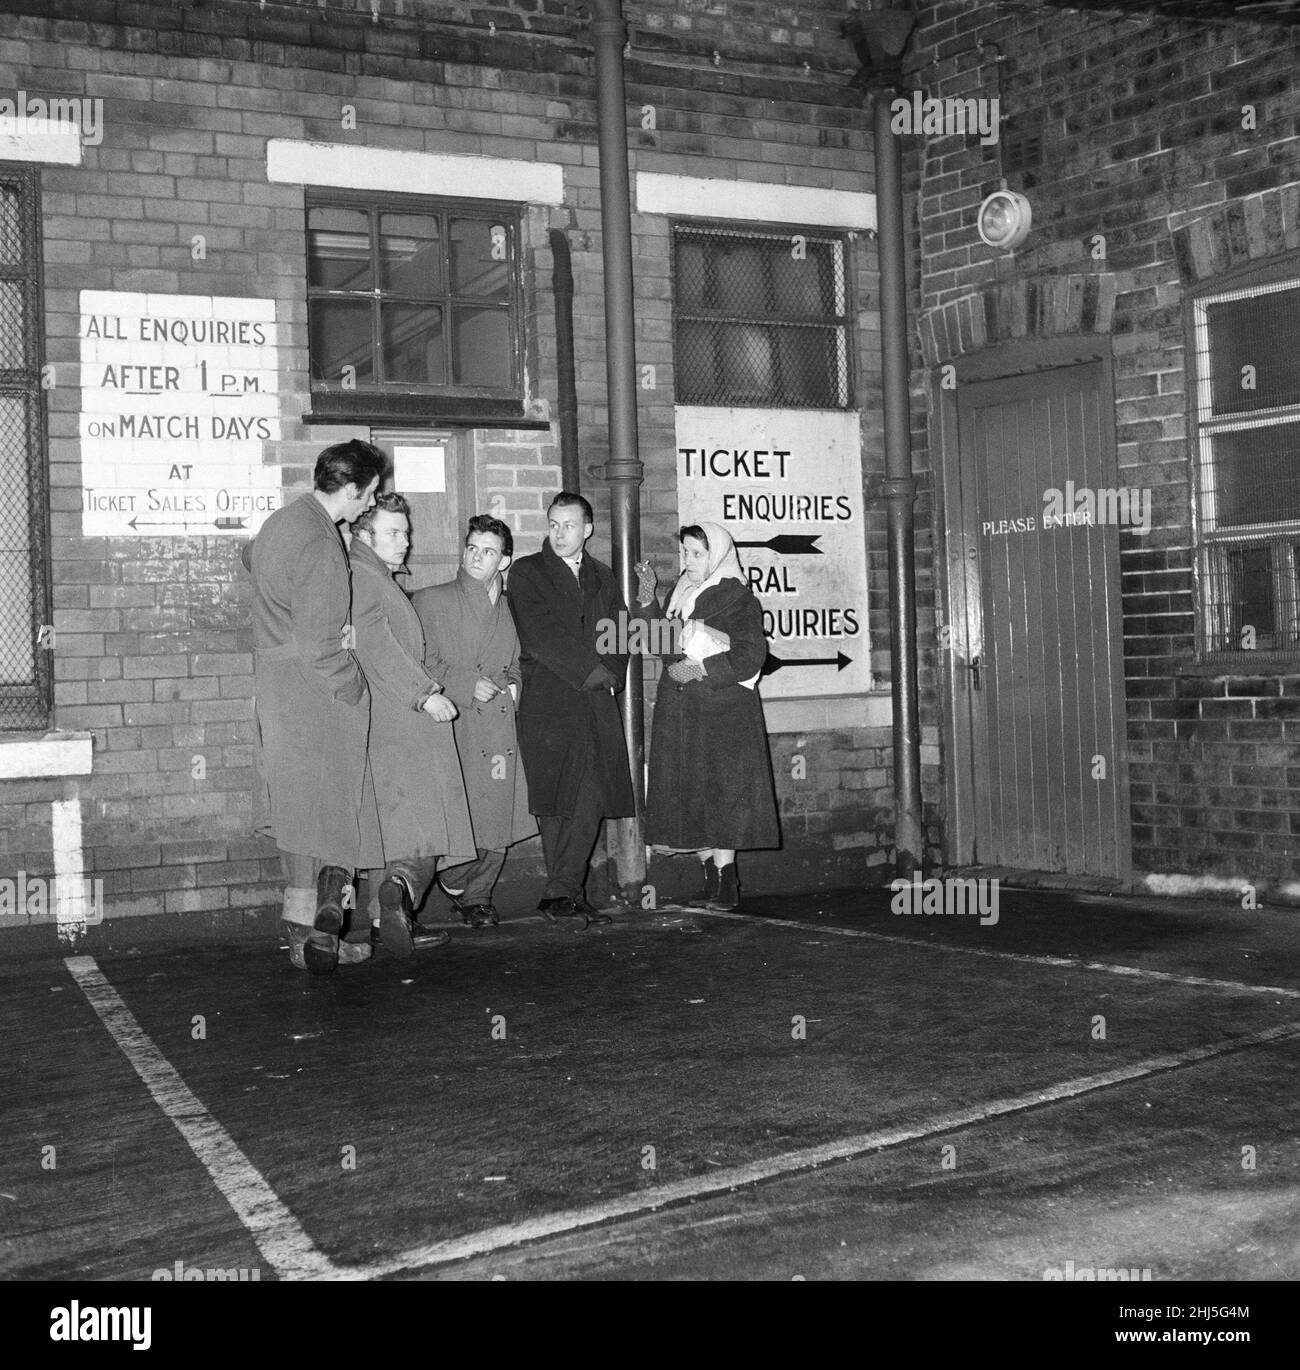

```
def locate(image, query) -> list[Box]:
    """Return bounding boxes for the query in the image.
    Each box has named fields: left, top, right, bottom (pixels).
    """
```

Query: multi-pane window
left=0, top=165, right=50, bottom=730
left=672, top=224, right=851, bottom=409
left=306, top=194, right=523, bottom=417
left=1194, top=274, right=1300, bottom=655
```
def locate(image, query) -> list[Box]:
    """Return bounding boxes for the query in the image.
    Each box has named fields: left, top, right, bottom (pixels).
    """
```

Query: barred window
left=672, top=224, right=851, bottom=409
left=0, top=166, right=51, bottom=730
left=306, top=193, right=524, bottom=424
left=1194, top=273, right=1300, bottom=655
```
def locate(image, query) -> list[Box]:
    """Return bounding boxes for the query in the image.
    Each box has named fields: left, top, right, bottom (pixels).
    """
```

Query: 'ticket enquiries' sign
left=674, top=406, right=869, bottom=701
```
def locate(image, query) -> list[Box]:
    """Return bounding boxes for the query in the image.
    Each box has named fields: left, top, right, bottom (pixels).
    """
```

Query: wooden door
left=951, top=362, right=1130, bottom=879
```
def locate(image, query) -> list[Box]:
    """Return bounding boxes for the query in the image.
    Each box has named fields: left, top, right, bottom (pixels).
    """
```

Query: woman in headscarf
left=637, top=522, right=781, bottom=910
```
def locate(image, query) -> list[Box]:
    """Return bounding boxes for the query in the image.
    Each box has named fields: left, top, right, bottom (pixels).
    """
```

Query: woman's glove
left=634, top=560, right=657, bottom=605
left=667, top=658, right=705, bottom=684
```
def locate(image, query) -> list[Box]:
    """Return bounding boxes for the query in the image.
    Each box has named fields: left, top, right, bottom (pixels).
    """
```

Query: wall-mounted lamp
left=977, top=186, right=1032, bottom=251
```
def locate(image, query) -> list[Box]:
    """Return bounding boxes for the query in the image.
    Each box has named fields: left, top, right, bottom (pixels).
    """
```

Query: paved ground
left=2, top=882, right=1298, bottom=1296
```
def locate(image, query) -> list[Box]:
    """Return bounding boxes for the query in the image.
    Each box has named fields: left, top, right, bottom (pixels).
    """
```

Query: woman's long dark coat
left=645, top=577, right=781, bottom=851
left=244, top=494, right=383, bottom=868
left=507, top=541, right=636, bottom=819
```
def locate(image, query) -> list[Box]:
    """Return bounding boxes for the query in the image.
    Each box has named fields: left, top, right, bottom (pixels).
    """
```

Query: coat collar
left=675, top=573, right=749, bottom=618
left=302, top=491, right=346, bottom=542
left=540, top=537, right=590, bottom=597
left=349, top=535, right=392, bottom=580
left=456, top=565, right=500, bottom=612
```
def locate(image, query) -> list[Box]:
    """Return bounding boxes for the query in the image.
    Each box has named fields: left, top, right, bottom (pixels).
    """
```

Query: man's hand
left=422, top=693, right=458, bottom=722
left=582, top=664, right=619, bottom=691
left=667, top=658, right=705, bottom=684
left=473, top=677, right=501, bottom=703
left=634, top=559, right=657, bottom=605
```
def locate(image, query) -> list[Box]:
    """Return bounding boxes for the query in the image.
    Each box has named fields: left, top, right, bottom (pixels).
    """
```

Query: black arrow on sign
left=127, top=517, right=247, bottom=531
left=761, top=651, right=852, bottom=676
left=734, top=534, right=822, bottom=555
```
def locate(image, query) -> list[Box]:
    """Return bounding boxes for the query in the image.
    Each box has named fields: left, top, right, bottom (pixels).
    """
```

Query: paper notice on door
left=394, top=445, right=446, bottom=494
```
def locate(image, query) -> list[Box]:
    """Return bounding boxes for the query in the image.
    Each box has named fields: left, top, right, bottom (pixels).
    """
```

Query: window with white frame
left=305, top=192, right=525, bottom=424
left=1195, top=271, right=1300, bottom=655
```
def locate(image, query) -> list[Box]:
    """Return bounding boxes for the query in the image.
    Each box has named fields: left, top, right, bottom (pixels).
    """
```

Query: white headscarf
left=666, top=521, right=746, bottom=622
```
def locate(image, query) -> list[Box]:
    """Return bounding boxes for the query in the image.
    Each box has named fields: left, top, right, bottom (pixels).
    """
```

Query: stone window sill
left=0, top=731, right=94, bottom=780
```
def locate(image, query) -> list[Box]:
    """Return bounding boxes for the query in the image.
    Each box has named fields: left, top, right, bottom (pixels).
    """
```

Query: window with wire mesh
left=672, top=225, right=851, bottom=409
left=1194, top=274, right=1300, bottom=656
left=306, top=194, right=523, bottom=403
left=0, top=167, right=49, bottom=730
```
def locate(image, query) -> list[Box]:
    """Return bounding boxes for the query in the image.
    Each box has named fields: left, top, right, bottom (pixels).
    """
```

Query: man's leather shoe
left=412, top=923, right=451, bottom=949
left=459, top=903, right=492, bottom=928
left=303, top=929, right=339, bottom=975
left=571, top=896, right=613, bottom=928
left=537, top=895, right=576, bottom=923
left=314, top=864, right=350, bottom=935
left=378, top=874, right=415, bottom=958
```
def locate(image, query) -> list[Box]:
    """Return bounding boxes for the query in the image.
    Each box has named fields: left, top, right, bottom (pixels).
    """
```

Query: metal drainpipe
left=548, top=227, right=582, bottom=492
left=874, top=92, right=924, bottom=878
left=590, top=0, right=646, bottom=898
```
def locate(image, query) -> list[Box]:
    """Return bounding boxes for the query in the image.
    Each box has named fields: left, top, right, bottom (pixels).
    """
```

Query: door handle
left=967, top=654, right=982, bottom=690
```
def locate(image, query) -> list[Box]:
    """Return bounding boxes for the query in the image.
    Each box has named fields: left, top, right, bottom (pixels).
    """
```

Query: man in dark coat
left=507, top=492, right=639, bottom=926
left=349, top=493, right=478, bottom=958
left=412, top=515, right=537, bottom=928
left=243, top=439, right=388, bottom=975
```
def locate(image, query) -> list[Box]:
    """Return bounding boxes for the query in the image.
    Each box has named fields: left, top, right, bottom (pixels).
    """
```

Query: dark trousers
left=359, top=855, right=440, bottom=928
left=439, top=848, right=507, bottom=906
left=537, top=782, right=605, bottom=900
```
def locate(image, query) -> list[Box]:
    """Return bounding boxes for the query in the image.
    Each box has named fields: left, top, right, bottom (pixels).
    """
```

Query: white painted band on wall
left=52, top=789, right=88, bottom=939
left=0, top=119, right=81, bottom=165
left=636, top=173, right=876, bottom=231
left=266, top=139, right=565, bottom=205
left=0, top=733, right=94, bottom=780
left=764, top=695, right=891, bottom=734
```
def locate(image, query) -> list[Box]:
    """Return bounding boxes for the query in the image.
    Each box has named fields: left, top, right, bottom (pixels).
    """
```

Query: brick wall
left=905, top=1, right=1300, bottom=891
left=0, top=0, right=903, bottom=948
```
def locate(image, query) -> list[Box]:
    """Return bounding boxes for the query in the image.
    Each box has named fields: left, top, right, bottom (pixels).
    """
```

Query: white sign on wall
left=78, top=291, right=282, bottom=536
left=674, top=406, right=869, bottom=701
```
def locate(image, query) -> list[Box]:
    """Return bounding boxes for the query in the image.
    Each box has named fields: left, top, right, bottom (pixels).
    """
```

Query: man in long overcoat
left=349, top=493, right=478, bottom=958
left=244, top=439, right=388, bottom=975
left=506, top=492, right=639, bottom=925
left=412, top=514, right=537, bottom=927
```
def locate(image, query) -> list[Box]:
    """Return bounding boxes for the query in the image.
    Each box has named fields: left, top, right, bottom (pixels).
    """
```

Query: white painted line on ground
left=701, top=910, right=1300, bottom=1000
left=352, top=1018, right=1300, bottom=1278
left=64, top=955, right=344, bottom=1281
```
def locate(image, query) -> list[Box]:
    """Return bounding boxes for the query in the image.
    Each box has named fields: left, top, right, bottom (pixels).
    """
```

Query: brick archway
left=918, top=273, right=1118, bottom=368
left=1171, top=185, right=1300, bottom=283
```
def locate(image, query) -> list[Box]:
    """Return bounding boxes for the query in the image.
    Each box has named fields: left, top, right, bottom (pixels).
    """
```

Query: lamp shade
left=977, top=189, right=1032, bottom=251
